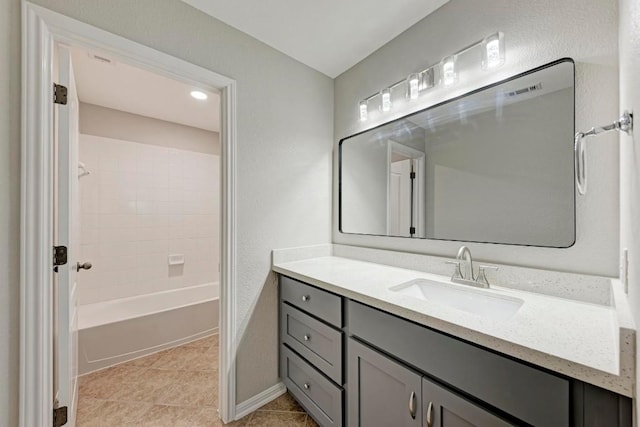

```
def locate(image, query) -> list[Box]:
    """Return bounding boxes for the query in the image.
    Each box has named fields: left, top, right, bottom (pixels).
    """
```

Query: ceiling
left=182, top=0, right=449, bottom=78
left=70, top=48, right=220, bottom=132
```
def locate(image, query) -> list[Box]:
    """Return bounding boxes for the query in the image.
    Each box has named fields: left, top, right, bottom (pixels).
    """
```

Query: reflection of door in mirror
left=387, top=141, right=425, bottom=238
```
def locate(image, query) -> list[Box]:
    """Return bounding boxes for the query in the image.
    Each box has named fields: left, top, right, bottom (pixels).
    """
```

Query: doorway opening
left=54, top=44, right=223, bottom=424
left=21, top=4, right=238, bottom=425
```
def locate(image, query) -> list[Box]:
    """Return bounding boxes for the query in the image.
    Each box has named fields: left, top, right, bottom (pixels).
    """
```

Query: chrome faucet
left=446, top=246, right=499, bottom=288
left=456, top=246, right=474, bottom=281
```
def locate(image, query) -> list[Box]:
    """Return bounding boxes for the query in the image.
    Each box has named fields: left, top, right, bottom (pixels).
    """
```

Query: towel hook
left=78, top=161, right=91, bottom=178
left=575, top=110, right=633, bottom=195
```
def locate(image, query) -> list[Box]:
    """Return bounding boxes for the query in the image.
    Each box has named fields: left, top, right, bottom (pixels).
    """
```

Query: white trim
left=234, top=382, right=287, bottom=420
left=20, top=2, right=239, bottom=424
left=20, top=4, right=54, bottom=426
left=219, top=75, right=238, bottom=423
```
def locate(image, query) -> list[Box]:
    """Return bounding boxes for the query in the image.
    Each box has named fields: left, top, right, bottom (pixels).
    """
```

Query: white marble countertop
left=272, top=253, right=635, bottom=397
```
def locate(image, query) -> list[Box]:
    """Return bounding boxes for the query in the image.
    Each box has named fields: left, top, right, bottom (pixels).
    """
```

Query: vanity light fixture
left=359, top=100, right=368, bottom=122
left=356, top=32, right=506, bottom=122
left=381, top=88, right=392, bottom=112
left=482, top=32, right=505, bottom=69
left=407, top=73, right=420, bottom=100
left=441, top=56, right=458, bottom=86
left=190, top=90, right=208, bottom=100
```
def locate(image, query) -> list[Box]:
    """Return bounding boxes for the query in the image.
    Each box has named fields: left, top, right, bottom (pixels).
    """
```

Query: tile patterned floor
left=76, top=335, right=318, bottom=426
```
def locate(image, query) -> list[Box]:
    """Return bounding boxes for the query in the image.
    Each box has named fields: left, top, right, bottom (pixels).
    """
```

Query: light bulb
left=486, top=40, right=500, bottom=66
left=381, top=88, right=392, bottom=112
left=190, top=90, right=208, bottom=100
left=421, top=68, right=435, bottom=91
left=482, top=32, right=505, bottom=69
left=407, top=73, right=419, bottom=100
left=359, top=100, right=368, bottom=122
left=441, top=56, right=457, bottom=86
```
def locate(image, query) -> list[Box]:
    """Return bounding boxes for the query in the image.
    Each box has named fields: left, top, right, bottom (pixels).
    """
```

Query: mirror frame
left=338, top=57, right=576, bottom=248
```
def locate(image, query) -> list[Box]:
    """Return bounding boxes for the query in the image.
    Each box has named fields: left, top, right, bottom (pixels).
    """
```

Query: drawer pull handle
left=301, top=295, right=310, bottom=302
left=303, top=334, right=310, bottom=341
left=303, top=383, right=310, bottom=390
left=426, top=401, right=433, bottom=427
left=409, top=391, right=416, bottom=419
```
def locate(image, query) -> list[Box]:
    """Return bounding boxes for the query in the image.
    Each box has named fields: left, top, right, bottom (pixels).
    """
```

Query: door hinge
left=53, top=246, right=68, bottom=271
left=53, top=83, right=68, bottom=105
left=409, top=226, right=416, bottom=235
left=409, top=171, right=416, bottom=179
left=53, top=406, right=68, bottom=427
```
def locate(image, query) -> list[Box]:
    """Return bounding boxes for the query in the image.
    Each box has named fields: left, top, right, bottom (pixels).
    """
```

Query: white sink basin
left=389, top=278, right=523, bottom=321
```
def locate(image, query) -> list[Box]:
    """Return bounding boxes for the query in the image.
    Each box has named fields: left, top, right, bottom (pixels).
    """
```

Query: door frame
left=386, top=140, right=426, bottom=237
left=20, top=3, right=238, bottom=425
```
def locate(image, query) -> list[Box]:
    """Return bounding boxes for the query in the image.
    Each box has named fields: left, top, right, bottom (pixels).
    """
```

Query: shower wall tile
left=78, top=135, right=220, bottom=305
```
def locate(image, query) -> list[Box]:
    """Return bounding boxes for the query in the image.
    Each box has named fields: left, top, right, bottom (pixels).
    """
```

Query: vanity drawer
left=281, top=303, right=343, bottom=383
left=281, top=345, right=343, bottom=427
left=280, top=275, right=342, bottom=327
left=348, top=300, right=569, bottom=427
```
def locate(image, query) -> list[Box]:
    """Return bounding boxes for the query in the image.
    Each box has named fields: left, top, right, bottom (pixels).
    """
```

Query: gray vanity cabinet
left=347, top=338, right=422, bottom=427
left=347, top=300, right=569, bottom=427
left=422, top=376, right=514, bottom=427
left=348, top=337, right=514, bottom=427
left=279, top=276, right=345, bottom=427
left=278, top=275, right=631, bottom=427
left=281, top=345, right=343, bottom=426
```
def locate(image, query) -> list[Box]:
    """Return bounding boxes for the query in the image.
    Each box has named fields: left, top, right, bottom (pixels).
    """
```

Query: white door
left=389, top=167, right=402, bottom=235
left=54, top=45, right=80, bottom=427
left=389, top=159, right=414, bottom=237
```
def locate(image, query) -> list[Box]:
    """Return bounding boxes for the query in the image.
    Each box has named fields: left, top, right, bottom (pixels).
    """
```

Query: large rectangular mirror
left=339, top=59, right=575, bottom=247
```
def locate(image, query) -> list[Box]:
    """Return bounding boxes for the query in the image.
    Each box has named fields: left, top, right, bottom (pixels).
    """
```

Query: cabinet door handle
left=301, top=295, right=310, bottom=302
left=426, top=401, right=433, bottom=427
left=409, top=391, right=416, bottom=419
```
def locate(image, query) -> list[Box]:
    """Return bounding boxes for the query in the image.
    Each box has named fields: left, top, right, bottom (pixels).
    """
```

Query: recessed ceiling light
left=190, top=90, right=208, bottom=100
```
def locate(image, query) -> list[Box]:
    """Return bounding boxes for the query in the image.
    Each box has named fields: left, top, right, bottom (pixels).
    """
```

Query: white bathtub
left=78, top=283, right=219, bottom=375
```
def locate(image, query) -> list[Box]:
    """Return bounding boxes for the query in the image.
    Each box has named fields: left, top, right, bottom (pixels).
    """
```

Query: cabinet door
left=347, top=338, right=422, bottom=427
left=422, top=376, right=515, bottom=427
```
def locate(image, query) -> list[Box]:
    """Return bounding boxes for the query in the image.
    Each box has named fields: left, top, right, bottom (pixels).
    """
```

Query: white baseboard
left=234, top=382, right=287, bottom=420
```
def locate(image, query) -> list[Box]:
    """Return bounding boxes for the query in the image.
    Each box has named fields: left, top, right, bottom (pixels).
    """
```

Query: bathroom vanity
left=275, top=248, right=633, bottom=427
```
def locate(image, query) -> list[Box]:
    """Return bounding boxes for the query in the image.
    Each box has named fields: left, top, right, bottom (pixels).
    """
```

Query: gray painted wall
left=0, top=0, right=333, bottom=422
left=341, top=137, right=389, bottom=235
left=618, top=0, right=640, bottom=421
left=0, top=0, right=21, bottom=424
left=334, top=0, right=619, bottom=276
left=79, top=102, right=221, bottom=155
left=424, top=87, right=574, bottom=246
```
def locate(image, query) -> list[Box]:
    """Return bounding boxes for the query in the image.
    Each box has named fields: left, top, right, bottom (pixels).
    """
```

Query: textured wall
left=0, top=0, right=21, bottom=424
left=78, top=134, right=219, bottom=305
left=340, top=137, right=389, bottom=235
left=0, top=0, right=333, bottom=421
left=423, top=87, right=574, bottom=246
left=334, top=0, right=619, bottom=276
left=618, top=0, right=640, bottom=421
